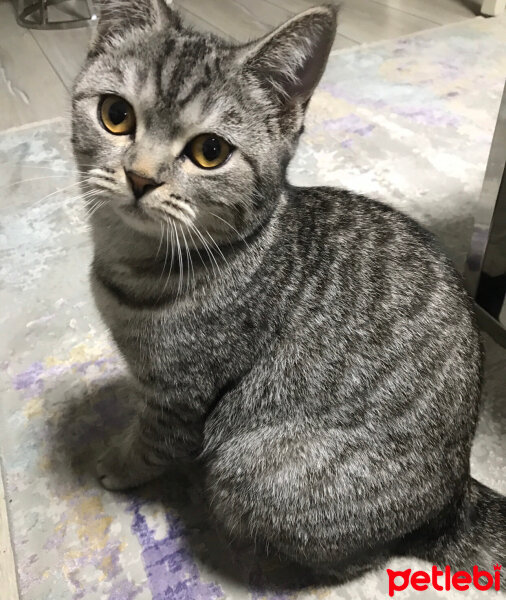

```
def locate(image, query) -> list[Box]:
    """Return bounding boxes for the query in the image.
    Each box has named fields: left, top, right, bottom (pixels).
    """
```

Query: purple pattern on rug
left=13, top=357, right=118, bottom=395
left=14, top=361, right=47, bottom=392
left=394, top=106, right=460, bottom=127
left=129, top=500, right=224, bottom=600
left=322, top=115, right=376, bottom=137
left=108, top=578, right=142, bottom=600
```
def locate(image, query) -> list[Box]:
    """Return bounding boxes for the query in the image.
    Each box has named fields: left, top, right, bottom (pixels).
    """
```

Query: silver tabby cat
left=72, top=0, right=505, bottom=579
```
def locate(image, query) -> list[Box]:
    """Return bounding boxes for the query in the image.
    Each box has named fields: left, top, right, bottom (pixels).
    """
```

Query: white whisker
left=159, top=221, right=176, bottom=297
left=155, top=221, right=164, bottom=260
left=0, top=174, right=77, bottom=192
left=87, top=200, right=107, bottom=218
left=32, top=179, right=94, bottom=208
left=186, top=224, right=209, bottom=278
left=173, top=223, right=184, bottom=299
left=205, top=230, right=229, bottom=267
left=203, top=209, right=250, bottom=249
left=191, top=224, right=221, bottom=277
left=0, top=163, right=88, bottom=175
left=180, top=226, right=194, bottom=295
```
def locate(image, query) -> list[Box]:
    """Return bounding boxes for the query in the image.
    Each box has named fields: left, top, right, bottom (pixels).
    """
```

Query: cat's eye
left=99, top=95, right=136, bottom=135
left=185, top=134, right=232, bottom=169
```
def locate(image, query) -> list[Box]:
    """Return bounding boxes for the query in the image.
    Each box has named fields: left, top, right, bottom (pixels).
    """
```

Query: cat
left=71, top=0, right=505, bottom=580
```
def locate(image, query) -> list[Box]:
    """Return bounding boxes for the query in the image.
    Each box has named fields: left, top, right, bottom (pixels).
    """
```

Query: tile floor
left=0, top=0, right=483, bottom=131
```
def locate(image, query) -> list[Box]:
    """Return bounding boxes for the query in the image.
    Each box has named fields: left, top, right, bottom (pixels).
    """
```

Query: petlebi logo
left=387, top=564, right=502, bottom=596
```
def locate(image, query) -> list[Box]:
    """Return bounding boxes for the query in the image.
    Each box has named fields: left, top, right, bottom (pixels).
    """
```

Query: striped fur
left=71, top=0, right=505, bottom=580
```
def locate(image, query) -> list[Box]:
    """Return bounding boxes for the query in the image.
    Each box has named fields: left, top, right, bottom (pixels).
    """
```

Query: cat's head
left=72, top=0, right=336, bottom=242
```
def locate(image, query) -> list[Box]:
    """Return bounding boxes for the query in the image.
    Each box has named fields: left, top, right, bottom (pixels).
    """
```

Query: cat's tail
left=401, top=478, right=506, bottom=570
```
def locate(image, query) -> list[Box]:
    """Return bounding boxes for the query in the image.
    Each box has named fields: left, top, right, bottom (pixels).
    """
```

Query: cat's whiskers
left=179, top=225, right=194, bottom=295
left=186, top=224, right=210, bottom=278
left=156, top=224, right=168, bottom=287
left=189, top=222, right=221, bottom=278
left=82, top=191, right=110, bottom=218
left=78, top=190, right=105, bottom=208
left=88, top=176, right=121, bottom=193
left=87, top=200, right=107, bottom=218
left=0, top=160, right=97, bottom=175
left=159, top=220, right=177, bottom=298
left=0, top=160, right=116, bottom=188
left=83, top=190, right=106, bottom=207
left=159, top=223, right=176, bottom=297
left=93, top=183, right=118, bottom=196
left=205, top=229, right=230, bottom=271
left=155, top=221, right=164, bottom=260
left=146, top=204, right=189, bottom=227
left=32, top=178, right=95, bottom=208
left=0, top=174, right=82, bottom=192
left=201, top=208, right=251, bottom=250
left=173, top=223, right=184, bottom=299
left=87, top=167, right=116, bottom=179
left=164, top=197, right=196, bottom=220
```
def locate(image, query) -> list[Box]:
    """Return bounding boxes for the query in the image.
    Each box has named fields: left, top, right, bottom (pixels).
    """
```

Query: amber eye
left=185, top=134, right=232, bottom=169
left=99, top=95, right=136, bottom=135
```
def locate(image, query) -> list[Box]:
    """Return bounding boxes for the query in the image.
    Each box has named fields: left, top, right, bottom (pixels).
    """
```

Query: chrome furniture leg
left=465, top=81, right=506, bottom=347
left=16, top=0, right=96, bottom=30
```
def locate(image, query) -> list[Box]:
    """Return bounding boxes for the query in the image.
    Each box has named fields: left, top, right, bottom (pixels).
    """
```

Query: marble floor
left=0, top=0, right=483, bottom=131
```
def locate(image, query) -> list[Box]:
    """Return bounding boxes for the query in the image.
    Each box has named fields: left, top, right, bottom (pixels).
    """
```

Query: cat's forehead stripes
left=97, top=30, right=234, bottom=137
left=74, top=23, right=261, bottom=149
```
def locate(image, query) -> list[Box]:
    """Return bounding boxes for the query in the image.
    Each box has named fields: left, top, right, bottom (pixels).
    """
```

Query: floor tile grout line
left=265, top=0, right=446, bottom=41
left=179, top=6, right=237, bottom=40
left=27, top=29, right=72, bottom=94
left=367, top=0, right=451, bottom=26
left=329, top=14, right=486, bottom=55
left=261, top=0, right=363, bottom=44
left=231, top=0, right=274, bottom=30
left=335, top=32, right=363, bottom=45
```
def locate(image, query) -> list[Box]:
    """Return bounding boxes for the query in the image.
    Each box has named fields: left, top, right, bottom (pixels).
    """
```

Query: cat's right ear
left=89, top=0, right=181, bottom=55
left=239, top=5, right=337, bottom=108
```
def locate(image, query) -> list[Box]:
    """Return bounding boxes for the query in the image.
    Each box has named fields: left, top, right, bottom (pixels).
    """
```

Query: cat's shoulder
left=285, top=184, right=442, bottom=261
left=287, top=185, right=427, bottom=232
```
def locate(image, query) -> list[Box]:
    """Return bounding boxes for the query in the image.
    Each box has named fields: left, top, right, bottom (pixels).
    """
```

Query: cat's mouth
left=113, top=202, right=166, bottom=236
left=117, top=202, right=192, bottom=234
left=120, top=204, right=152, bottom=221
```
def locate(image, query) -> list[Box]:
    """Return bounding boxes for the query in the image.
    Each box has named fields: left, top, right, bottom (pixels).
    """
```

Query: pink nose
left=124, top=169, right=162, bottom=200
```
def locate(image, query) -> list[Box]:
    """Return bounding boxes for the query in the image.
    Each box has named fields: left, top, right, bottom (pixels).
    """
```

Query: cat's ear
left=240, top=5, right=337, bottom=107
left=90, top=0, right=181, bottom=53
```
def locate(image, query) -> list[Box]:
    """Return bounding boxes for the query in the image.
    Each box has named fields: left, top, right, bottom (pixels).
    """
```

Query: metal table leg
left=16, top=0, right=96, bottom=30
left=465, top=81, right=506, bottom=346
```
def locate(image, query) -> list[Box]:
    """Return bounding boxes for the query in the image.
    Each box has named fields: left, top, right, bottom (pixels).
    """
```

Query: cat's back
left=272, top=184, right=482, bottom=417
left=206, top=184, right=482, bottom=479
left=285, top=184, right=474, bottom=326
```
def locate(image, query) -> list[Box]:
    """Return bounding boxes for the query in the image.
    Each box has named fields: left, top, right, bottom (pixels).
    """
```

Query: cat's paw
left=96, top=442, right=164, bottom=491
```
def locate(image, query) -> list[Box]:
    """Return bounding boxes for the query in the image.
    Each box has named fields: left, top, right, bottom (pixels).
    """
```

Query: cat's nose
left=125, top=169, right=162, bottom=200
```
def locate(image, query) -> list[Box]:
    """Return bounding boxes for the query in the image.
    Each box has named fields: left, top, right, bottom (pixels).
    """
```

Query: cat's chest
left=97, top=285, right=265, bottom=382
left=109, top=304, right=225, bottom=360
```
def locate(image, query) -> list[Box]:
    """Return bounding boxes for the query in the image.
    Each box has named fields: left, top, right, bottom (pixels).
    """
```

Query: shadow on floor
left=44, top=375, right=327, bottom=596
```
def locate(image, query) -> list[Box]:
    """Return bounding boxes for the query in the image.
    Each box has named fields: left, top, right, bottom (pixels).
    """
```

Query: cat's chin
left=113, top=204, right=162, bottom=238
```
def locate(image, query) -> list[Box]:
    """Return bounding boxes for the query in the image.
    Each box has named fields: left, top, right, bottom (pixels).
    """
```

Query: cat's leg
left=204, top=426, right=433, bottom=576
left=96, top=416, right=168, bottom=490
left=96, top=391, right=189, bottom=490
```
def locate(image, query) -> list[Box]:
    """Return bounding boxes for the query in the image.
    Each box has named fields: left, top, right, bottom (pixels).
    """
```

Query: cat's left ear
left=90, top=0, right=181, bottom=53
left=240, top=5, right=337, bottom=107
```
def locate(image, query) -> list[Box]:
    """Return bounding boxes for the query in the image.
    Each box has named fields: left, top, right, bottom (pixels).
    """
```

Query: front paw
left=96, top=440, right=164, bottom=491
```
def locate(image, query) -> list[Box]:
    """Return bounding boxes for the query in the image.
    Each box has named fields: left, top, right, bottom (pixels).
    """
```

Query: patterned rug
left=1, top=15, right=505, bottom=600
